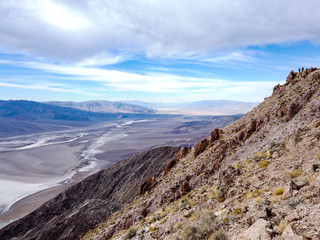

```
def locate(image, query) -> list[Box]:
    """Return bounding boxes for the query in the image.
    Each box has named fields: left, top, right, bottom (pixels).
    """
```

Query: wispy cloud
left=0, top=59, right=280, bottom=101
left=201, top=51, right=257, bottom=64
left=0, top=82, right=98, bottom=96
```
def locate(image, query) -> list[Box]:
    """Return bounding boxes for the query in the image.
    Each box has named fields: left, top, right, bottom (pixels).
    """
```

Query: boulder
left=235, top=219, right=271, bottom=240
left=282, top=225, right=303, bottom=240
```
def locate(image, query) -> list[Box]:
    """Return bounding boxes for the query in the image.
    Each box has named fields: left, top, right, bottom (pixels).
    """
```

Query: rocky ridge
left=80, top=68, right=320, bottom=239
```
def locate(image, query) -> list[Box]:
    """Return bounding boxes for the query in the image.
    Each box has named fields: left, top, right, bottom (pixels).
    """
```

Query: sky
left=1, top=0, right=320, bottom=103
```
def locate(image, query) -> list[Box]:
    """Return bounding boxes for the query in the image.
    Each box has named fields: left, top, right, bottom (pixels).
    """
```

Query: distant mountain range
left=0, top=99, right=257, bottom=123
left=0, top=100, right=156, bottom=137
left=46, top=100, right=156, bottom=114
left=0, top=100, right=110, bottom=121
left=127, top=100, right=258, bottom=115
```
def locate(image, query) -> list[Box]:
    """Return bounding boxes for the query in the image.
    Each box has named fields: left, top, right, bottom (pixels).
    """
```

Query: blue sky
left=1, top=0, right=320, bottom=103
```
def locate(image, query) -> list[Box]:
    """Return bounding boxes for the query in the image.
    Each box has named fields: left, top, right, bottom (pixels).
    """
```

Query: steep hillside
left=46, top=101, right=156, bottom=114
left=0, top=147, right=180, bottom=240
left=78, top=68, right=320, bottom=239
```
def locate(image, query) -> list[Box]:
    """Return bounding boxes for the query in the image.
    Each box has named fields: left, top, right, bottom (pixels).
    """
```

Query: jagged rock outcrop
left=140, top=176, right=156, bottom=195
left=193, top=138, right=209, bottom=157
left=0, top=147, right=180, bottom=240
left=164, top=147, right=190, bottom=176
left=210, top=128, right=223, bottom=144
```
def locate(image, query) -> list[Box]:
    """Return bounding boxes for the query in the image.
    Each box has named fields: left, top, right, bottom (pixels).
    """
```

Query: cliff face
left=78, top=68, right=320, bottom=240
left=0, top=147, right=180, bottom=240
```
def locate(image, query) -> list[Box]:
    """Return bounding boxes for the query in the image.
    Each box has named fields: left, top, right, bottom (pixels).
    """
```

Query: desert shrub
left=254, top=152, right=266, bottom=161
left=122, top=227, right=137, bottom=239
left=178, top=210, right=217, bottom=240
left=208, top=232, right=228, bottom=240
left=149, top=226, right=157, bottom=232
left=285, top=169, right=303, bottom=178
left=317, top=153, right=320, bottom=161
left=259, top=160, right=269, bottom=168
left=273, top=187, right=284, bottom=195
left=278, top=221, right=287, bottom=232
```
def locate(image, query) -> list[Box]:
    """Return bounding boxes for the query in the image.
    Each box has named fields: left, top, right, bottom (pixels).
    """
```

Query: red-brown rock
left=210, top=128, right=223, bottom=144
left=286, top=70, right=297, bottom=83
left=179, top=180, right=191, bottom=196
left=193, top=138, right=209, bottom=157
left=140, top=176, right=156, bottom=195
left=164, top=147, right=190, bottom=176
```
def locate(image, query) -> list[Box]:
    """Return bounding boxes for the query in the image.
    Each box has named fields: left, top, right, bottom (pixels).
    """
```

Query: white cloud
left=201, top=51, right=257, bottom=64
left=0, top=60, right=280, bottom=102
left=0, top=0, right=320, bottom=61
left=0, top=82, right=98, bottom=96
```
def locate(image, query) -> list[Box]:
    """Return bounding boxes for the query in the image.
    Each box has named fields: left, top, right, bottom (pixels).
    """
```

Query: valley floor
left=0, top=114, right=237, bottom=229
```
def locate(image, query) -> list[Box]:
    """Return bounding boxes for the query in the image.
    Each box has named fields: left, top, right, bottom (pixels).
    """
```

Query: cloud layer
left=1, top=0, right=320, bottom=61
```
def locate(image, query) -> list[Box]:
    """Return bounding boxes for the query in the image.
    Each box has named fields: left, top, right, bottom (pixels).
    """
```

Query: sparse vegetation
left=177, top=210, right=226, bottom=240
left=209, top=232, right=228, bottom=240
left=259, top=160, right=269, bottom=168
left=285, top=169, right=303, bottom=178
left=122, top=227, right=137, bottom=239
left=273, top=187, right=284, bottom=195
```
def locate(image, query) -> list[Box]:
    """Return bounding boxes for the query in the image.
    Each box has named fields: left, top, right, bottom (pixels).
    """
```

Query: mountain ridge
left=45, top=100, right=156, bottom=114
left=1, top=68, right=319, bottom=240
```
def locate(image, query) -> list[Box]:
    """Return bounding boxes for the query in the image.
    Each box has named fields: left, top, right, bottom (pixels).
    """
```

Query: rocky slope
left=0, top=147, right=180, bottom=240
left=46, top=101, right=156, bottom=114
left=77, top=68, right=320, bottom=240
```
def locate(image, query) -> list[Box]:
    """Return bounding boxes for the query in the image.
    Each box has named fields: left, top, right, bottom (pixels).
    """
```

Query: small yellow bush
left=259, top=160, right=269, bottom=168
left=278, top=221, right=287, bottom=232
left=273, top=187, right=284, bottom=195
left=252, top=189, right=260, bottom=197
left=286, top=169, right=303, bottom=178
left=232, top=208, right=242, bottom=214
left=317, top=153, right=320, bottom=160
left=266, top=151, right=272, bottom=159
left=149, top=226, right=157, bottom=232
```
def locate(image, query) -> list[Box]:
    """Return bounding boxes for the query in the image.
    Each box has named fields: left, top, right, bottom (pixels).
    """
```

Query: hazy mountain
left=0, top=100, right=110, bottom=121
left=46, top=100, right=156, bottom=114
left=127, top=100, right=258, bottom=115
